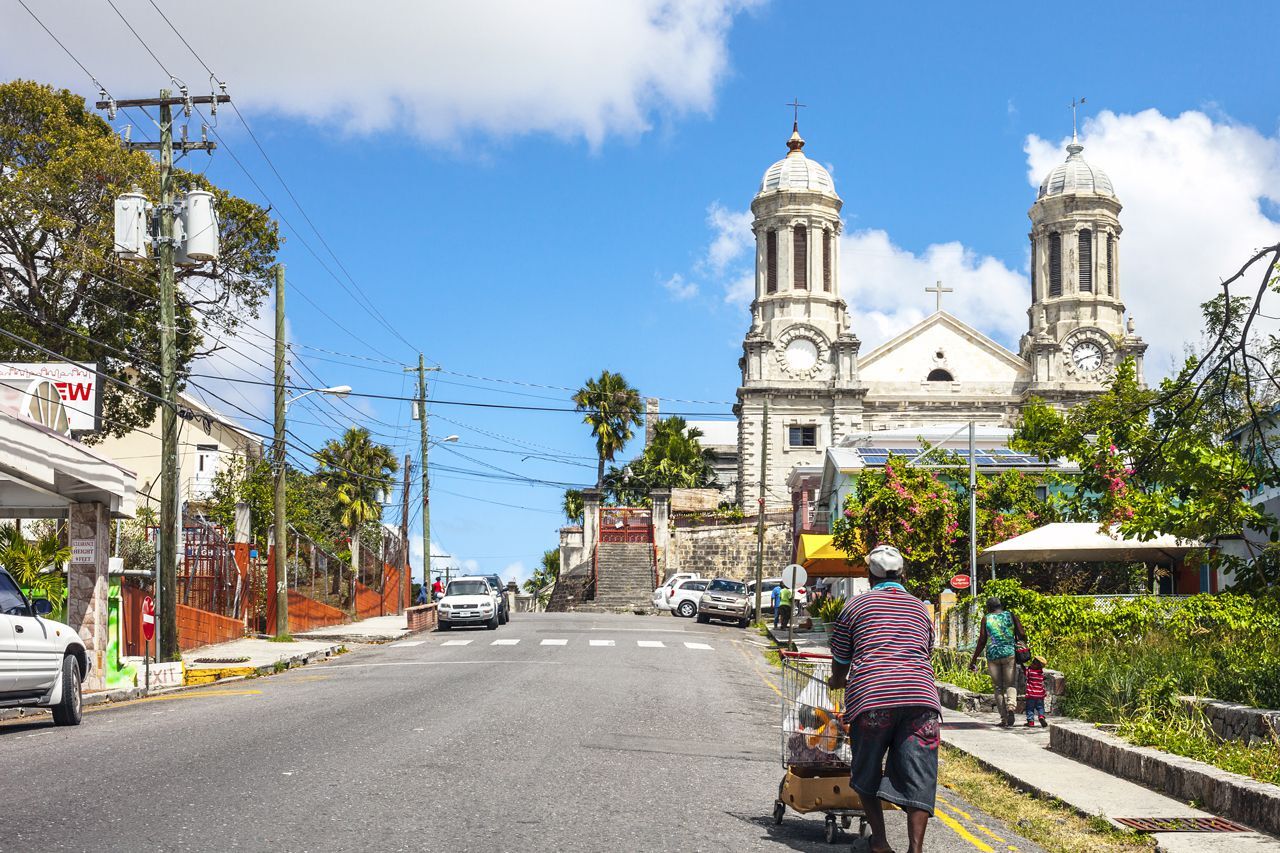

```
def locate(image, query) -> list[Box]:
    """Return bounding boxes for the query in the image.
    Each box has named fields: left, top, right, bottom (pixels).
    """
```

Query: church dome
left=1038, top=140, right=1114, bottom=199
left=759, top=128, right=837, bottom=196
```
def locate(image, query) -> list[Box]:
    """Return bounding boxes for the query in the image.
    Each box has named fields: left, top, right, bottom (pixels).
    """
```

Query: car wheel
left=738, top=617, right=750, bottom=628
left=676, top=601, right=696, bottom=618
left=52, top=655, right=82, bottom=727
left=487, top=614, right=500, bottom=630
left=696, top=613, right=709, bottom=624
left=438, top=621, right=451, bottom=631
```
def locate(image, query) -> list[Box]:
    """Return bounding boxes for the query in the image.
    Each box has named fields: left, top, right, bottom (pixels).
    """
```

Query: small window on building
left=1049, top=232, right=1062, bottom=296
left=822, top=231, right=832, bottom=291
left=766, top=230, right=778, bottom=293
left=1078, top=229, right=1093, bottom=292
left=927, top=368, right=953, bottom=382
left=1035, top=485, right=1048, bottom=502
left=793, top=225, right=808, bottom=290
left=788, top=425, right=817, bottom=448
left=1106, top=234, right=1115, bottom=295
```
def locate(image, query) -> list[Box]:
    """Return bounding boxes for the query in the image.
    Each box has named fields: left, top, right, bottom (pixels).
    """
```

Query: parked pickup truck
left=0, top=566, right=89, bottom=725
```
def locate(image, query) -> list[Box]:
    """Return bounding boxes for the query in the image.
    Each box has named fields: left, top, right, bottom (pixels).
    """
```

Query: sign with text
left=0, top=362, right=100, bottom=433
left=670, top=488, right=721, bottom=513
left=950, top=574, right=972, bottom=590
left=70, top=538, right=96, bottom=564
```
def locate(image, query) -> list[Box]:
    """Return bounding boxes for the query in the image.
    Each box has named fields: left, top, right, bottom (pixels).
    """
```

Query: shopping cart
left=772, top=651, right=868, bottom=844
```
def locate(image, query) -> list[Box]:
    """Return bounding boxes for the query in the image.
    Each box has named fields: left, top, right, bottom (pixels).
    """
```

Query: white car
left=0, top=567, right=88, bottom=726
left=652, top=572, right=701, bottom=611
left=437, top=576, right=501, bottom=630
left=667, top=578, right=709, bottom=618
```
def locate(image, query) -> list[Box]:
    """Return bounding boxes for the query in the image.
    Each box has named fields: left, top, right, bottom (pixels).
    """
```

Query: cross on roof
left=926, top=280, right=953, bottom=313
left=787, top=97, right=806, bottom=129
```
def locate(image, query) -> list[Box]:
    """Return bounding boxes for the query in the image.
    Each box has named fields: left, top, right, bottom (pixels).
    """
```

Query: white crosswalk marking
left=389, top=640, right=425, bottom=648
left=540, top=639, right=568, bottom=646
left=637, top=640, right=665, bottom=648
left=441, top=639, right=472, bottom=646
left=491, top=639, right=520, bottom=646
left=683, top=642, right=713, bottom=650
left=588, top=639, right=615, bottom=647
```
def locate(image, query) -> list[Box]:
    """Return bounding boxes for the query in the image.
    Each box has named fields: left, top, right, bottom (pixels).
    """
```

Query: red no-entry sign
left=950, top=574, right=972, bottom=590
left=141, top=595, right=156, bottom=641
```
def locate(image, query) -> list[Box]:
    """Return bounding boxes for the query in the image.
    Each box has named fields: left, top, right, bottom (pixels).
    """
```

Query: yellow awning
left=798, top=534, right=866, bottom=578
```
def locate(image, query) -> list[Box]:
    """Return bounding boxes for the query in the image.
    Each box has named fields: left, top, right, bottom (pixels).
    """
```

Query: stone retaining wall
left=668, top=518, right=792, bottom=582
left=935, top=670, right=1066, bottom=715
left=1050, top=719, right=1280, bottom=838
left=1179, top=696, right=1280, bottom=747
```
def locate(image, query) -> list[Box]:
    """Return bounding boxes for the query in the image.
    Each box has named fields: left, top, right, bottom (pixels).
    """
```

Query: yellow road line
left=84, top=689, right=262, bottom=712
left=731, top=639, right=784, bottom=699
left=937, top=798, right=1011, bottom=845
left=934, top=806, right=996, bottom=852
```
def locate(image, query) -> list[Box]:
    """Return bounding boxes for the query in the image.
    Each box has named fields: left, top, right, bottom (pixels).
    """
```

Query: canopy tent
left=797, top=534, right=867, bottom=578
left=980, top=523, right=1205, bottom=565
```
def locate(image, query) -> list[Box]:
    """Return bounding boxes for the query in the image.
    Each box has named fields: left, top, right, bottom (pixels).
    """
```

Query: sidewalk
left=294, top=613, right=411, bottom=643
left=941, top=705, right=1280, bottom=852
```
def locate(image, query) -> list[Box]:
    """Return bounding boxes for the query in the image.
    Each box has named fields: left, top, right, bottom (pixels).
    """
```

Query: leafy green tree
left=0, top=522, right=70, bottom=606
left=313, top=428, right=398, bottom=580
left=0, top=80, right=279, bottom=440
left=523, top=548, right=561, bottom=604
left=605, top=416, right=717, bottom=504
left=562, top=489, right=584, bottom=525
left=572, top=370, right=643, bottom=489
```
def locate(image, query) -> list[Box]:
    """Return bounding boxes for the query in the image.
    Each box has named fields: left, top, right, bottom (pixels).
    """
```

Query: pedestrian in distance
left=1024, top=655, right=1048, bottom=728
left=431, top=576, right=444, bottom=602
left=778, top=584, right=794, bottom=630
left=828, top=545, right=941, bottom=853
left=415, top=584, right=428, bottom=606
left=771, top=583, right=783, bottom=628
left=967, top=596, right=1027, bottom=727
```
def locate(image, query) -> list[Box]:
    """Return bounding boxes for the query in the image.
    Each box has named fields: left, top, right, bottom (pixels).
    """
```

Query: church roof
left=858, top=311, right=1032, bottom=378
left=759, top=126, right=838, bottom=197
left=1038, top=139, right=1115, bottom=199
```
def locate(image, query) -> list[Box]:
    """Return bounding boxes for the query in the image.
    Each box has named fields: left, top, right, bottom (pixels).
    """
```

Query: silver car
left=696, top=578, right=751, bottom=627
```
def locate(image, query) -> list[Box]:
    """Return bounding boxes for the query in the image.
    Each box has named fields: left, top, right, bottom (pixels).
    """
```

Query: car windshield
left=447, top=581, right=489, bottom=597
left=708, top=579, right=745, bottom=593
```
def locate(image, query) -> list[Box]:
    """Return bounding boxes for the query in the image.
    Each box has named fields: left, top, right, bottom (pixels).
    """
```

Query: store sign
left=71, top=538, right=97, bottom=564
left=0, top=362, right=101, bottom=433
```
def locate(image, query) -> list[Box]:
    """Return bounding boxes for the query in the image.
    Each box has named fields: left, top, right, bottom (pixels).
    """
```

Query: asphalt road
left=1, top=612, right=1045, bottom=852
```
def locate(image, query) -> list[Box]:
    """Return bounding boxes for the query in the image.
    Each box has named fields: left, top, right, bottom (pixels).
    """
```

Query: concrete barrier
left=406, top=603, right=437, bottom=632
left=1050, top=719, right=1280, bottom=838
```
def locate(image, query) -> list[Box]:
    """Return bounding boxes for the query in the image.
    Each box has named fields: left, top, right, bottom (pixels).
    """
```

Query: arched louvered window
left=794, top=225, right=808, bottom=290
left=1030, top=236, right=1037, bottom=299
left=927, top=368, right=954, bottom=382
left=822, top=231, right=832, bottom=291
left=1078, top=229, right=1093, bottom=293
left=1049, top=232, right=1062, bottom=297
left=1106, top=234, right=1115, bottom=295
left=766, top=230, right=777, bottom=293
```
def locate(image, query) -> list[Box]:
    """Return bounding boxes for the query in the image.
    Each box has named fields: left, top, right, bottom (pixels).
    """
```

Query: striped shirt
left=830, top=583, right=941, bottom=723
left=1024, top=666, right=1046, bottom=699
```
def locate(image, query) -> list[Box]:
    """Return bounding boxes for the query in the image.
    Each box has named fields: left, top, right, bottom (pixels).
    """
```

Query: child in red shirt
left=1024, top=655, right=1047, bottom=727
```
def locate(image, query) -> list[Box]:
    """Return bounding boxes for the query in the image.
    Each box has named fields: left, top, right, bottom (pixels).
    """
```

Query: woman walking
left=967, top=596, right=1026, bottom=727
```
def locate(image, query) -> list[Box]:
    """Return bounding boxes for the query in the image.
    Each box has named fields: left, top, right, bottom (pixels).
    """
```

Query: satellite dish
left=24, top=379, right=70, bottom=436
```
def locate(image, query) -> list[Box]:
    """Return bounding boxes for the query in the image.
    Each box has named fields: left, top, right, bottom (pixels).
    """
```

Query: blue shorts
left=849, top=706, right=940, bottom=814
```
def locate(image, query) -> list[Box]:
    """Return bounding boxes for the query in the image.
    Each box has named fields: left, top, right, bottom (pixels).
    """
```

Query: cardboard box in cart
left=778, top=767, right=859, bottom=813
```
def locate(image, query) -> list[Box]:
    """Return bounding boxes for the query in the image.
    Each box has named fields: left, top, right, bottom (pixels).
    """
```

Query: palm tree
left=562, top=489, right=584, bottom=525
left=0, top=523, right=70, bottom=607
left=313, top=428, right=398, bottom=593
left=572, top=370, right=643, bottom=489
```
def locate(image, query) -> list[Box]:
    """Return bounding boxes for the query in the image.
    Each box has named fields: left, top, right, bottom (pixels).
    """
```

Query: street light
left=274, top=383, right=354, bottom=638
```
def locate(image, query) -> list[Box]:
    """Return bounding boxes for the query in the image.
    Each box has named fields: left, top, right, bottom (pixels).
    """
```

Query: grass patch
left=267, top=634, right=295, bottom=643
left=933, top=650, right=992, bottom=694
left=1120, top=715, right=1280, bottom=785
left=939, top=744, right=1154, bottom=853
left=762, top=648, right=783, bottom=669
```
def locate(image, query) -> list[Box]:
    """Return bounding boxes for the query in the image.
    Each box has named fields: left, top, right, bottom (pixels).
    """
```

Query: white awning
left=980, top=522, right=1204, bottom=565
left=0, top=408, right=136, bottom=518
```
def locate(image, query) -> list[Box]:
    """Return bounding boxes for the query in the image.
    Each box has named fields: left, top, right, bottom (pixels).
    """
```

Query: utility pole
left=400, top=453, right=412, bottom=612
left=98, top=88, right=225, bottom=660
left=273, top=265, right=288, bottom=638
left=968, top=420, right=978, bottom=595
left=754, top=400, right=768, bottom=621
left=405, top=356, right=440, bottom=589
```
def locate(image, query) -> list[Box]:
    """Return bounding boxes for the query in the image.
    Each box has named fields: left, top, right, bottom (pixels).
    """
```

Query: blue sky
left=5, top=0, right=1280, bottom=584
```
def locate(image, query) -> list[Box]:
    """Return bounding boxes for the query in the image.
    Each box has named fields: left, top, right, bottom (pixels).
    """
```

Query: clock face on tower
left=785, top=338, right=818, bottom=373
left=1071, top=341, right=1104, bottom=373
left=1062, top=328, right=1114, bottom=380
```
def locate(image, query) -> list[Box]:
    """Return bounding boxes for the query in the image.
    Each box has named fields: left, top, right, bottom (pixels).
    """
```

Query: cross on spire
left=926, top=280, right=953, bottom=313
left=1070, top=96, right=1087, bottom=142
left=786, top=97, right=806, bottom=131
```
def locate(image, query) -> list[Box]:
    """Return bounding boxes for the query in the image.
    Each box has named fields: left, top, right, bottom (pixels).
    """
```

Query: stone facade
left=1180, top=696, right=1280, bottom=747
left=667, top=516, right=792, bottom=582
left=65, top=501, right=110, bottom=691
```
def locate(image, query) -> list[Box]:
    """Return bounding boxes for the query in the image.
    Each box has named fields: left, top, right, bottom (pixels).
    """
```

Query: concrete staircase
left=576, top=542, right=655, bottom=612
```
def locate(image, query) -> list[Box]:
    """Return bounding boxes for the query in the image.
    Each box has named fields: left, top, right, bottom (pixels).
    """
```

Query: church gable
left=859, top=312, right=1031, bottom=388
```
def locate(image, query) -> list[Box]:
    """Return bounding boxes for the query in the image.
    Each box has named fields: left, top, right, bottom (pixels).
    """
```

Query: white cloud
left=723, top=271, right=755, bottom=306
left=502, top=561, right=527, bottom=585
left=705, top=202, right=754, bottom=273
left=1027, top=109, right=1280, bottom=374
left=5, top=0, right=760, bottom=147
left=661, top=272, right=698, bottom=300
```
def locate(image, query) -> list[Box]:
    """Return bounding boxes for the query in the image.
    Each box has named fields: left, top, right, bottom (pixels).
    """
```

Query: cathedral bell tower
left=735, top=123, right=864, bottom=505
left=1021, top=133, right=1146, bottom=402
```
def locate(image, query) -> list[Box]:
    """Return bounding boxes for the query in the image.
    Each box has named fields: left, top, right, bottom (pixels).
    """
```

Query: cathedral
left=703, top=122, right=1148, bottom=507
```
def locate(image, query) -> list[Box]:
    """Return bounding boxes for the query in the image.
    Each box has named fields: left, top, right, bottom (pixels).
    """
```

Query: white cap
left=867, top=545, right=904, bottom=578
